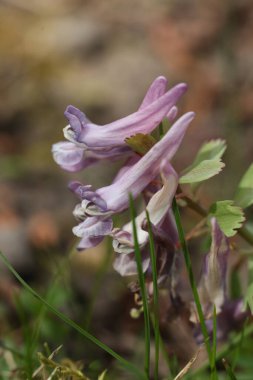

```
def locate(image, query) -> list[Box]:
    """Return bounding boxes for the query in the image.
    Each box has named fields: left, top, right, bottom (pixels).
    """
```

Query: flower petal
left=113, top=251, right=150, bottom=277
left=52, top=142, right=95, bottom=172
left=71, top=112, right=194, bottom=218
left=198, top=218, right=230, bottom=316
left=138, top=76, right=168, bottom=110
left=52, top=142, right=132, bottom=172
left=63, top=82, right=187, bottom=149
left=73, top=217, right=113, bottom=250
left=166, top=106, right=178, bottom=123
left=111, top=163, right=178, bottom=253
left=98, top=112, right=194, bottom=213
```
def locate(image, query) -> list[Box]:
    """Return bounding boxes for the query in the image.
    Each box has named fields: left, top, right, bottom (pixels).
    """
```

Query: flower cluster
left=52, top=76, right=193, bottom=269
left=52, top=75, right=247, bottom=338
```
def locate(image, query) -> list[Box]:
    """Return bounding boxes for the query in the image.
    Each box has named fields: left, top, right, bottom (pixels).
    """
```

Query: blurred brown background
left=0, top=0, right=253, bottom=305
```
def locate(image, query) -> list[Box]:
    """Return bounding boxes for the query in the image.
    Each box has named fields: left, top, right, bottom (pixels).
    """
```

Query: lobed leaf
left=234, top=163, right=253, bottom=209
left=209, top=200, right=245, bottom=237
left=180, top=139, right=226, bottom=184
left=189, top=139, right=227, bottom=164
left=179, top=159, right=225, bottom=184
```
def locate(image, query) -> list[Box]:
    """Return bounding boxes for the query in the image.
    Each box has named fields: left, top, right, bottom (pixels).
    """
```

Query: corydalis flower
left=70, top=111, right=194, bottom=250
left=52, top=76, right=185, bottom=172
left=112, top=164, right=178, bottom=277
left=112, top=163, right=178, bottom=255
left=70, top=112, right=195, bottom=222
left=52, top=142, right=130, bottom=172
left=191, top=218, right=229, bottom=322
left=63, top=78, right=186, bottom=149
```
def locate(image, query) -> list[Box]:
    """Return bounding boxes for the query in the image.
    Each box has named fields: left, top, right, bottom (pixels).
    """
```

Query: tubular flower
left=69, top=112, right=195, bottom=222
left=52, top=76, right=186, bottom=172
left=112, top=163, right=178, bottom=277
left=52, top=142, right=131, bottom=172
left=63, top=80, right=186, bottom=149
left=111, top=163, right=178, bottom=255
left=190, top=218, right=230, bottom=322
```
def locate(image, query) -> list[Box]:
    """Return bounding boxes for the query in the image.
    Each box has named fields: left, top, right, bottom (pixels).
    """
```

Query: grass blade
left=171, top=198, right=212, bottom=365
left=129, top=195, right=150, bottom=379
left=146, top=210, right=160, bottom=380
left=0, top=251, right=146, bottom=380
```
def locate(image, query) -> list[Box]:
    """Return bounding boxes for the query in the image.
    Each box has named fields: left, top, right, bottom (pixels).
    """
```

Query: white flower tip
left=63, top=124, right=75, bottom=141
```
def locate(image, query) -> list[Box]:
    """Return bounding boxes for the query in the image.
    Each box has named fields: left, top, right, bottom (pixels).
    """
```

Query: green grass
left=0, top=251, right=146, bottom=380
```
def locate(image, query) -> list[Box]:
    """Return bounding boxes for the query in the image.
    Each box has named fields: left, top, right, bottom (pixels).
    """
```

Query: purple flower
left=112, top=163, right=178, bottom=277
left=69, top=111, right=194, bottom=251
left=111, top=163, right=178, bottom=255
left=70, top=112, right=195, bottom=221
left=52, top=76, right=186, bottom=172
left=63, top=77, right=186, bottom=150
left=73, top=217, right=113, bottom=250
left=191, top=218, right=230, bottom=322
left=52, top=142, right=131, bottom=172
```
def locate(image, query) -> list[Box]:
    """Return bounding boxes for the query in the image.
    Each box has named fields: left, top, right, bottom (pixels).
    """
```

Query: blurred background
left=0, top=0, right=253, bottom=378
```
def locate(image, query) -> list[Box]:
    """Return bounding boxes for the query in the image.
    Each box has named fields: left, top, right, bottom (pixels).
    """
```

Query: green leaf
left=189, top=139, right=227, bottom=164
left=234, top=163, right=253, bottom=208
left=209, top=200, right=245, bottom=237
left=125, top=133, right=156, bottom=155
left=180, top=139, right=226, bottom=184
left=179, top=159, right=225, bottom=184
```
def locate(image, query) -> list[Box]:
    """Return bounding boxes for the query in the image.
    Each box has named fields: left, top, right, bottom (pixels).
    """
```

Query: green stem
left=130, top=195, right=150, bottom=379
left=238, top=226, right=253, bottom=246
left=172, top=198, right=212, bottom=365
left=146, top=210, right=160, bottom=380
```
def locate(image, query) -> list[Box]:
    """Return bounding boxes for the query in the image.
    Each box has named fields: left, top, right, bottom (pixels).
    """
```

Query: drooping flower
left=112, top=163, right=178, bottom=255
left=72, top=217, right=113, bottom=250
left=69, top=111, right=194, bottom=250
left=70, top=112, right=195, bottom=222
left=52, top=76, right=186, bottom=172
left=63, top=80, right=186, bottom=150
left=190, top=218, right=230, bottom=322
left=112, top=163, right=178, bottom=277
left=52, top=142, right=131, bottom=172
